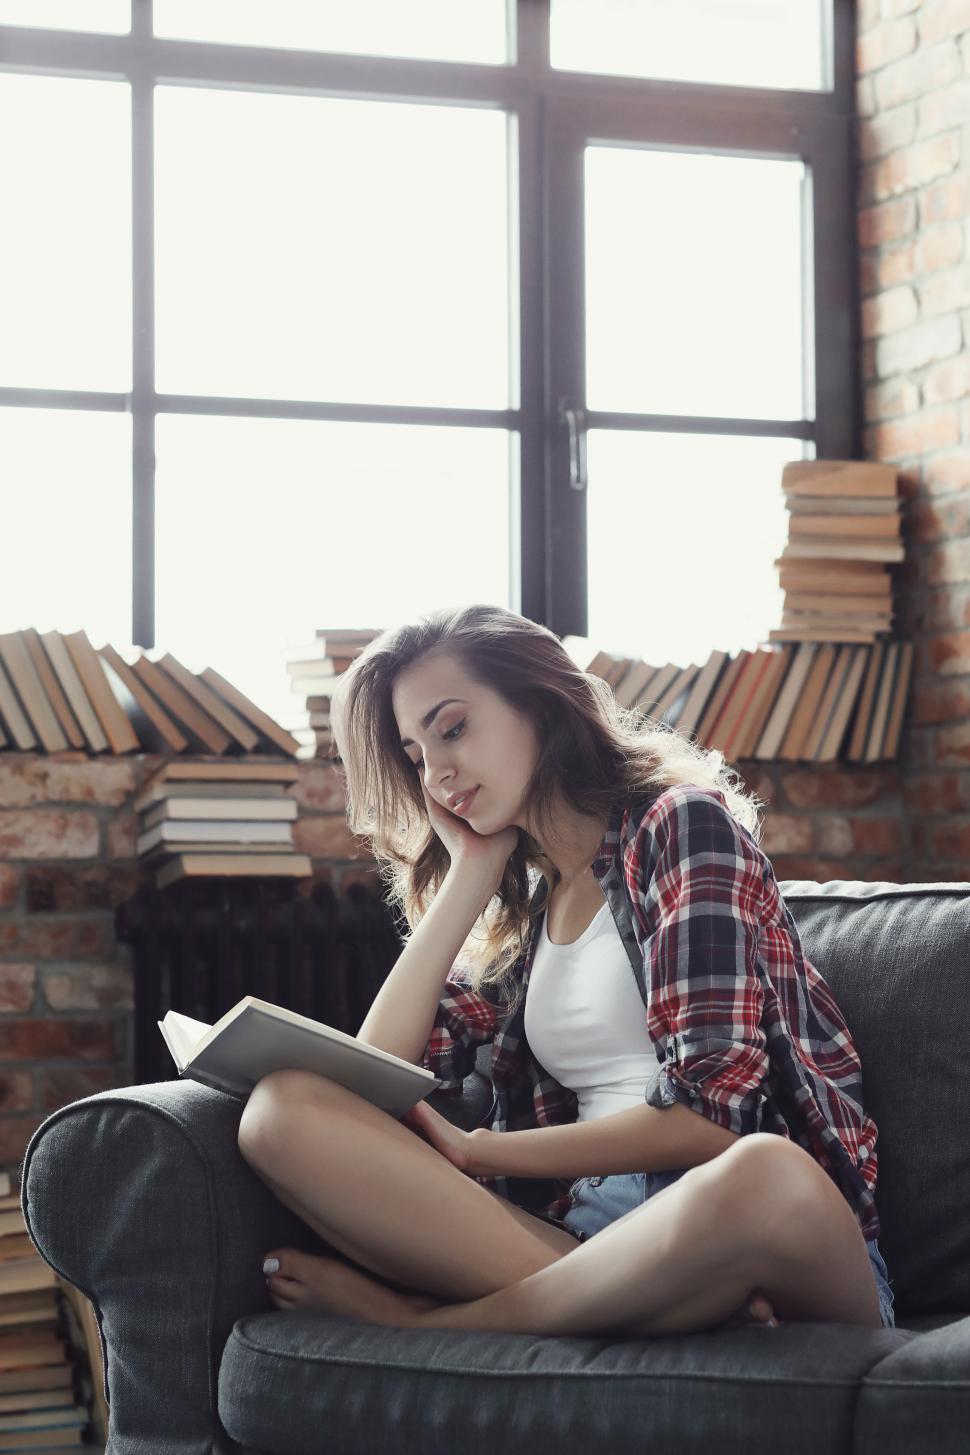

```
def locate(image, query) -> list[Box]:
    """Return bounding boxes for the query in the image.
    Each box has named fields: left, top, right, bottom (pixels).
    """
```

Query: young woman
left=238, top=603, right=895, bottom=1337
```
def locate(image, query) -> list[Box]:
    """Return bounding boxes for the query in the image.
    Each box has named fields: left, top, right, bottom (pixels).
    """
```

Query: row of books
left=564, top=636, right=914, bottom=764
left=0, top=628, right=301, bottom=759
left=283, top=628, right=383, bottom=759
left=771, top=460, right=901, bottom=645
left=0, top=1169, right=107, bottom=1449
left=135, top=761, right=313, bottom=890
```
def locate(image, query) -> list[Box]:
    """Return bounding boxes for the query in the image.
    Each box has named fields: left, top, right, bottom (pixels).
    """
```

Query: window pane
left=585, top=146, right=806, bottom=421
left=0, top=0, right=129, bottom=32
left=154, top=0, right=507, bottom=64
left=0, top=408, right=131, bottom=640
left=155, top=89, right=509, bottom=408
left=154, top=415, right=511, bottom=734
left=586, top=431, right=801, bottom=665
left=552, top=0, right=830, bottom=92
left=0, top=74, right=131, bottom=391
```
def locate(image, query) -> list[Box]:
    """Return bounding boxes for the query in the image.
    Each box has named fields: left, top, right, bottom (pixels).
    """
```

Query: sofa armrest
left=20, top=1072, right=491, bottom=1454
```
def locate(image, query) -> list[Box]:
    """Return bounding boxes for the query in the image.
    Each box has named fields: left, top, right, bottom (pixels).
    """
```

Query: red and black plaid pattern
left=422, top=784, right=880, bottom=1242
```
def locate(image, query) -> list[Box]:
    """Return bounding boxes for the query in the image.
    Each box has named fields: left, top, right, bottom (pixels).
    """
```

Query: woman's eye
left=412, top=719, right=465, bottom=770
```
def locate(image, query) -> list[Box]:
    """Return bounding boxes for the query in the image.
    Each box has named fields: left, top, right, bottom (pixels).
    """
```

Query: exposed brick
left=0, top=756, right=137, bottom=809
left=910, top=675, right=970, bottom=723
left=25, top=864, right=143, bottom=914
left=292, top=815, right=365, bottom=859
left=39, top=1067, right=127, bottom=1113
left=921, top=168, right=970, bottom=225
left=924, top=629, right=970, bottom=675
left=918, top=79, right=970, bottom=135
left=907, top=492, right=970, bottom=541
left=780, top=766, right=900, bottom=809
left=0, top=1072, right=33, bottom=1113
left=915, top=222, right=965, bottom=274
left=875, top=38, right=962, bottom=110
left=760, top=814, right=814, bottom=856
left=867, top=132, right=961, bottom=205
left=862, top=284, right=919, bottom=336
left=937, top=720, right=970, bottom=764
left=0, top=919, right=115, bottom=960
left=902, top=772, right=965, bottom=813
left=918, top=0, right=970, bottom=47
left=859, top=194, right=918, bottom=249
left=0, top=965, right=36, bottom=1013
left=42, top=964, right=134, bottom=1012
left=871, top=405, right=961, bottom=458
left=923, top=355, right=970, bottom=405
left=858, top=15, right=918, bottom=75
left=0, top=811, right=99, bottom=860
left=288, top=763, right=347, bottom=812
left=865, top=376, right=921, bottom=421
left=771, top=857, right=869, bottom=883
left=847, top=817, right=903, bottom=855
left=0, top=865, right=18, bottom=910
left=910, top=857, right=970, bottom=882
left=926, top=536, right=970, bottom=584
left=815, top=817, right=854, bottom=856
left=0, top=1113, right=47, bottom=1169
left=933, top=818, right=970, bottom=857
left=105, top=808, right=137, bottom=861
left=0, top=1018, right=117, bottom=1061
left=875, top=313, right=962, bottom=377
left=922, top=450, right=970, bottom=494
left=859, top=104, right=917, bottom=163
left=920, top=262, right=970, bottom=317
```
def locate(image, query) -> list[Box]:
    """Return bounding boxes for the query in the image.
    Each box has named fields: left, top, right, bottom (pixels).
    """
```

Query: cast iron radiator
left=114, top=879, right=407, bottom=1086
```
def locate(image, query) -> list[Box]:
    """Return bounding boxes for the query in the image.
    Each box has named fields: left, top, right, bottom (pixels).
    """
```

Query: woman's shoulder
left=625, top=781, right=731, bottom=834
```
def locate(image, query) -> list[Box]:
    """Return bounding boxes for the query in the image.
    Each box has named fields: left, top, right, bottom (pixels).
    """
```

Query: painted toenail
left=263, top=1257, right=280, bottom=1274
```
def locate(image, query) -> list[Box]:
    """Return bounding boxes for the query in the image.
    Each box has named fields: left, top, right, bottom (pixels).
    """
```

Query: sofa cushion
left=779, top=880, right=970, bottom=1319
left=854, top=1311, right=970, bottom=1455
left=219, top=1308, right=915, bottom=1455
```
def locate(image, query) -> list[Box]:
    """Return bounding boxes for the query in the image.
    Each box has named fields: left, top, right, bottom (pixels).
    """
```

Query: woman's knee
left=701, top=1132, right=823, bottom=1236
left=237, top=1069, right=341, bottom=1158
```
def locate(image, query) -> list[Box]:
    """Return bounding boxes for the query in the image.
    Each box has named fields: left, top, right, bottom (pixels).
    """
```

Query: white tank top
left=523, top=897, right=657, bottom=1123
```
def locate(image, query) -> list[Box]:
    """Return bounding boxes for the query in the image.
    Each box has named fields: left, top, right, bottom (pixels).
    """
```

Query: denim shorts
left=561, top=1169, right=896, bottom=1329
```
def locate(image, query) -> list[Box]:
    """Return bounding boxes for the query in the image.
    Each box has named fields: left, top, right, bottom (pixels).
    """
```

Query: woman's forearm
left=472, top=1101, right=740, bottom=1179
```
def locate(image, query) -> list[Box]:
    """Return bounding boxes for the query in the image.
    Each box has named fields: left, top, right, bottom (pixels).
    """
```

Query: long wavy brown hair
left=329, top=603, right=766, bottom=1014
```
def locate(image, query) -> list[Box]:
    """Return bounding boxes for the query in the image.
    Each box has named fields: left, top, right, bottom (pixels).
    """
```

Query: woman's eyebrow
left=400, top=698, right=467, bottom=749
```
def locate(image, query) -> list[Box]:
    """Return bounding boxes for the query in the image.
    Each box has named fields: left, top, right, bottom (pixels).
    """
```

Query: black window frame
left=0, top=0, right=858, bottom=648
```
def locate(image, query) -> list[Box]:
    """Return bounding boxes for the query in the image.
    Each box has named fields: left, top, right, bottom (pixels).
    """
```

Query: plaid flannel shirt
left=421, top=783, right=881, bottom=1242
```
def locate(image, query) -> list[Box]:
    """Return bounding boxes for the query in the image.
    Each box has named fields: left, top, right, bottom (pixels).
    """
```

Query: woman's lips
left=452, top=786, right=479, bottom=815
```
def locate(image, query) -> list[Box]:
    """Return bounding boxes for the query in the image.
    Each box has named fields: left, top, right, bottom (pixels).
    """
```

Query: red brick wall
left=856, top=0, right=970, bottom=875
left=0, top=753, right=380, bottom=1183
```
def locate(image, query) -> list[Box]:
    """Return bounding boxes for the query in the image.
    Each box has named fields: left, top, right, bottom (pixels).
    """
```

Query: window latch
left=558, top=401, right=588, bottom=492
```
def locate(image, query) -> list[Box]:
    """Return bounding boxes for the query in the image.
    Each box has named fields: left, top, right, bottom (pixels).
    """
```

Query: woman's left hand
left=400, top=1099, right=489, bottom=1177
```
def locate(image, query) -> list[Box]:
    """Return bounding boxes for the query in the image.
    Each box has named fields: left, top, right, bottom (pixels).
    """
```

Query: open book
left=158, top=995, right=444, bottom=1114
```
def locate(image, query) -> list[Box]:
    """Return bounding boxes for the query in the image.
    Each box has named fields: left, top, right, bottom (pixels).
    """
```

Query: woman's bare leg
left=237, top=1070, right=579, bottom=1304
left=413, top=1134, right=884, bottom=1337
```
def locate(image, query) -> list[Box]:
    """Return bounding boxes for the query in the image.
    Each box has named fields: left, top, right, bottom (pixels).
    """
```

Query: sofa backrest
left=780, top=879, right=970, bottom=1318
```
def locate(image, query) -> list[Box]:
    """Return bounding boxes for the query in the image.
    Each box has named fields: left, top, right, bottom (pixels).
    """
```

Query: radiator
left=114, top=879, right=406, bottom=1086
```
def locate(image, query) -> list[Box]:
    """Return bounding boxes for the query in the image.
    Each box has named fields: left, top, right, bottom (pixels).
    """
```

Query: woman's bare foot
left=262, top=1247, right=445, bottom=1327
left=717, top=1291, right=781, bottom=1331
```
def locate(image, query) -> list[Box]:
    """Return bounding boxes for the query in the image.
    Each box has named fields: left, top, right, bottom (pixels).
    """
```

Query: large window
left=0, top=1, right=856, bottom=736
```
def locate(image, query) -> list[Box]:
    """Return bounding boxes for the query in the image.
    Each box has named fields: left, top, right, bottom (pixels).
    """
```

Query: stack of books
left=0, top=628, right=302, bottom=759
left=0, top=1170, right=107, bottom=1448
left=770, top=460, right=901, bottom=644
left=283, top=628, right=382, bottom=759
left=134, top=761, right=312, bottom=890
left=562, top=635, right=914, bottom=765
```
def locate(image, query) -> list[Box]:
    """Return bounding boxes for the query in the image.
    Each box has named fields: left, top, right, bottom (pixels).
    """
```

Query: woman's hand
left=400, top=1098, right=489, bottom=1177
left=420, top=780, right=519, bottom=886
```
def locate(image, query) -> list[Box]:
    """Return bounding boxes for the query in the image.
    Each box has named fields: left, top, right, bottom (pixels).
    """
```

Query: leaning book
left=158, top=995, right=444, bottom=1114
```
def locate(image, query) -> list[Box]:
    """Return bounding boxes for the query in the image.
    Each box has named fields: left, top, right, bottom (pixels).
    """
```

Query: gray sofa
left=19, top=879, right=970, bottom=1454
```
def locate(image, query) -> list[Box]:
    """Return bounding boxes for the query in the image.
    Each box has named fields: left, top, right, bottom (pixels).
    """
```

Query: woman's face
left=392, top=651, right=541, bottom=833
